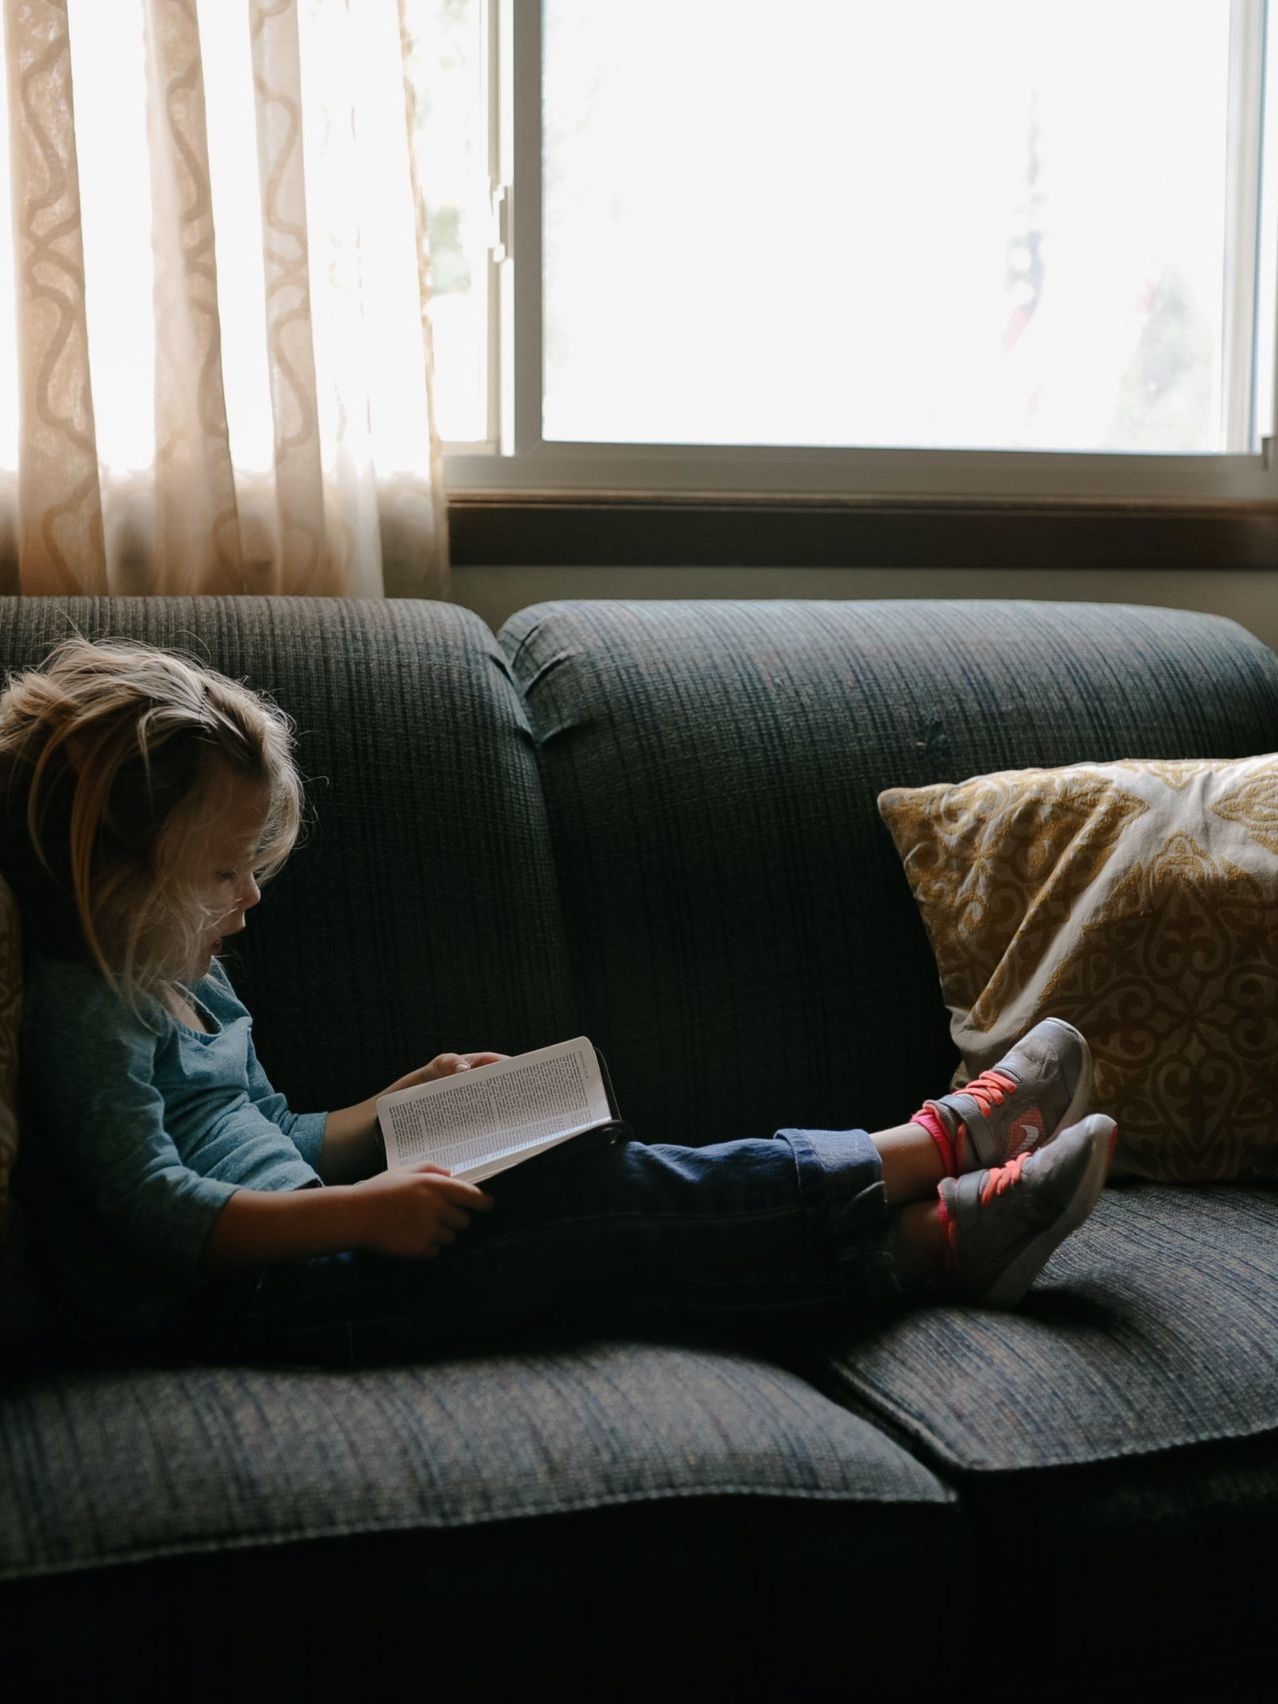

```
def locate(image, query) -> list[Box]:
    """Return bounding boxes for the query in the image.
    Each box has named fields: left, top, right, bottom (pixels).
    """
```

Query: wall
left=452, top=564, right=1278, bottom=652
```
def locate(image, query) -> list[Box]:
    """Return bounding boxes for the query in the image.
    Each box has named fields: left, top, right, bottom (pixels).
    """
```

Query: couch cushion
left=937, top=1429, right=1278, bottom=1700
left=501, top=599, right=1278, bottom=1146
left=806, top=1182, right=1278, bottom=1472
left=0, top=1333, right=955, bottom=1581
left=0, top=597, right=579, bottom=1112
left=0, top=875, right=18, bottom=1247
left=0, top=1333, right=970, bottom=1701
left=797, top=1183, right=1278, bottom=1695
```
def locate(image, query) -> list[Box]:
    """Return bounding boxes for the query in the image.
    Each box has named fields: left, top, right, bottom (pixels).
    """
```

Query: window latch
left=489, top=183, right=511, bottom=264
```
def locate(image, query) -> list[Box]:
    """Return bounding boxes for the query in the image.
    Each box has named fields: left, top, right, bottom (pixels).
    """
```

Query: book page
left=377, top=1037, right=612, bottom=1181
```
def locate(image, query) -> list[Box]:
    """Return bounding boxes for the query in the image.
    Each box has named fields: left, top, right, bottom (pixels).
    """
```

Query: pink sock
left=911, top=1102, right=961, bottom=1178
left=935, top=1187, right=960, bottom=1275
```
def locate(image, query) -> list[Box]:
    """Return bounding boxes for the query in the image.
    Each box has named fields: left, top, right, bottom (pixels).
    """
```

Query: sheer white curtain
left=0, top=0, right=448, bottom=597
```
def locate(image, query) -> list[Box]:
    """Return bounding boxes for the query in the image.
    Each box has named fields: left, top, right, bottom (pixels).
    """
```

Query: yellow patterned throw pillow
left=879, top=755, right=1278, bottom=1182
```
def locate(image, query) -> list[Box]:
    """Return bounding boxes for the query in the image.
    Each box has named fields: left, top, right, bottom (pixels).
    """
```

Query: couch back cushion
left=501, top=600, right=1278, bottom=1145
left=0, top=597, right=579, bottom=1111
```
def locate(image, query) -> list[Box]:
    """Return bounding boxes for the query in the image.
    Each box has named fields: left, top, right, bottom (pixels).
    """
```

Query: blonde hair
left=0, top=637, right=302, bottom=1012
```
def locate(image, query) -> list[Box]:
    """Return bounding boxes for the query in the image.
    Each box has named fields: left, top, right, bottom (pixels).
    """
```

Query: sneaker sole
left=983, top=1114, right=1114, bottom=1307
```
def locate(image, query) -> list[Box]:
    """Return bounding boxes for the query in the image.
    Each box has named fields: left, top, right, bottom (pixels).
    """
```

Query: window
left=417, top=0, right=1278, bottom=502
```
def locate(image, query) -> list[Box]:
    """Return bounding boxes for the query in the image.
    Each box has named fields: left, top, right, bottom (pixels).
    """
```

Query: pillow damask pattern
left=879, top=755, right=1278, bottom=1182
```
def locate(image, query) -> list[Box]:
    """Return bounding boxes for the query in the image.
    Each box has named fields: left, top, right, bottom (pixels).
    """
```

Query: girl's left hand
left=386, top=1052, right=508, bottom=1094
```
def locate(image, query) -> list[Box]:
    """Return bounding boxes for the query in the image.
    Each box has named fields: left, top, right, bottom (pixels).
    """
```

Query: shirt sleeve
left=23, top=961, right=239, bottom=1280
left=204, top=960, right=329, bottom=1170
left=242, top=1032, right=329, bottom=1171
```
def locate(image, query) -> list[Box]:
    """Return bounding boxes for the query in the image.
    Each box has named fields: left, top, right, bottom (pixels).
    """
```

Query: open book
left=376, top=1037, right=626, bottom=1184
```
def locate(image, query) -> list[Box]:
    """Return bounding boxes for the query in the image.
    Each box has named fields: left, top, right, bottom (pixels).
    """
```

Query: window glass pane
left=403, top=0, right=489, bottom=444
left=543, top=0, right=1235, bottom=453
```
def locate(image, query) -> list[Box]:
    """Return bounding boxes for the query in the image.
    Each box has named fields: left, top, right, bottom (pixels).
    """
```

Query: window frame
left=444, top=0, right=1278, bottom=512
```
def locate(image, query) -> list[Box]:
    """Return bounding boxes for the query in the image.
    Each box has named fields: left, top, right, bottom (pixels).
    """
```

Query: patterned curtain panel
left=0, top=0, right=448, bottom=597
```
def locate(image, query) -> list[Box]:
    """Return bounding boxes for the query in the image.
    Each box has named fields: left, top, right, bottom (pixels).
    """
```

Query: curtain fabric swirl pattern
left=144, top=0, right=245, bottom=593
left=4, top=0, right=104, bottom=592
left=0, top=0, right=448, bottom=597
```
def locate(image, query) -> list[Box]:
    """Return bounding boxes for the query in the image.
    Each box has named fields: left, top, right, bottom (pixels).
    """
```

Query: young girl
left=4, top=637, right=1114, bottom=1364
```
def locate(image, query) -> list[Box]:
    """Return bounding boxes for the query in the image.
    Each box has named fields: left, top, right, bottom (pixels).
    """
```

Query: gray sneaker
left=925, top=1018, right=1093, bottom=1172
left=937, top=1113, right=1116, bottom=1307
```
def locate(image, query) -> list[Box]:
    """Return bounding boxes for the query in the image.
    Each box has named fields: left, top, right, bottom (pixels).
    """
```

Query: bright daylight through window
left=415, top=0, right=1278, bottom=501
left=0, top=3, right=1268, bottom=499
left=546, top=0, right=1231, bottom=452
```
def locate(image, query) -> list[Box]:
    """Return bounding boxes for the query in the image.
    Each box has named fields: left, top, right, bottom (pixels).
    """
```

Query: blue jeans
left=183, top=1129, right=897, bottom=1365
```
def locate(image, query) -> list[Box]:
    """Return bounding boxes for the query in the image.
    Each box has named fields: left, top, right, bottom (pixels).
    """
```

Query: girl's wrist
left=318, top=1098, right=384, bottom=1184
left=205, top=1181, right=371, bottom=1271
left=334, top=1179, right=375, bottom=1253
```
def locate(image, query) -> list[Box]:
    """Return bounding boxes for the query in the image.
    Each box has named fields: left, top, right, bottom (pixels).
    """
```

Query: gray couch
left=2, top=594, right=1275, bottom=1703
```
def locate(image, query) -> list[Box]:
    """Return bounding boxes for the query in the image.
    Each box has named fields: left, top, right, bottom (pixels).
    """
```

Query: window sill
left=447, top=490, right=1278, bottom=570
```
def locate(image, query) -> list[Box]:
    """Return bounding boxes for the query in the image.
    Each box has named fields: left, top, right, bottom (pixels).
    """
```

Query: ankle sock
left=911, top=1102, right=962, bottom=1177
left=934, top=1188, right=960, bottom=1275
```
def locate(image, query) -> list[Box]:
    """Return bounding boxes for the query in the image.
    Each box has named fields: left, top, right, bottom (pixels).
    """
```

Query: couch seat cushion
left=0, top=1330, right=955, bottom=1582
left=2, top=1328, right=978, bottom=1702
left=806, top=1182, right=1278, bottom=1472
left=800, top=1184, right=1278, bottom=1697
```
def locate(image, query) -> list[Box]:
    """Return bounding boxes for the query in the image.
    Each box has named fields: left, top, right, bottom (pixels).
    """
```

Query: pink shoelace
left=960, top=1068, right=1017, bottom=1123
left=979, top=1146, right=1032, bottom=1207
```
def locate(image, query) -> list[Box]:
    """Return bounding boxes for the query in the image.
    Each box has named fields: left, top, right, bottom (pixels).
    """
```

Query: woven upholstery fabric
left=879, top=753, right=1278, bottom=1181
left=501, top=599, right=1278, bottom=1146
left=0, top=875, right=19, bottom=1243
left=0, top=873, right=39, bottom=1344
left=0, top=1332, right=953, bottom=1582
left=948, top=1430, right=1278, bottom=1699
left=806, top=1181, right=1278, bottom=1472
left=0, top=597, right=579, bottom=1111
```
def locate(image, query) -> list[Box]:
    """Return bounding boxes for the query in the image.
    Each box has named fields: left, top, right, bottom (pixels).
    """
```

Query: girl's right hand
left=348, top=1163, right=494, bottom=1259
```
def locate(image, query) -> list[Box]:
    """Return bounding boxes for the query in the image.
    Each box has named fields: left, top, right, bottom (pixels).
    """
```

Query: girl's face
left=180, top=772, right=270, bottom=978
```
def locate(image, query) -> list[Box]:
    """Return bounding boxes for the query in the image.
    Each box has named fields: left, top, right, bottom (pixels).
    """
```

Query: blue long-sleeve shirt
left=18, top=949, right=327, bottom=1340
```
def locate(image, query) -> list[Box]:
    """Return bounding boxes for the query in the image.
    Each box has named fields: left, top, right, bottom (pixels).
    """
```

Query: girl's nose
left=242, top=871, right=262, bottom=910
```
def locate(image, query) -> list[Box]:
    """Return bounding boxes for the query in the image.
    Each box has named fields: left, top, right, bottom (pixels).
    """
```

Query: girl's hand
left=348, top=1163, right=494, bottom=1260
left=320, top=1052, right=508, bottom=1187
left=386, top=1051, right=508, bottom=1094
